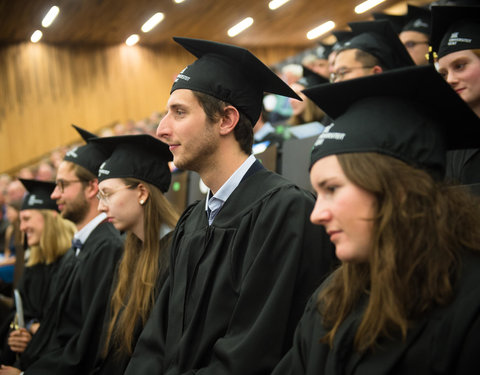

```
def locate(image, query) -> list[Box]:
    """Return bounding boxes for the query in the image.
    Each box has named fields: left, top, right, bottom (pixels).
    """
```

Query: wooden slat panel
left=0, top=42, right=303, bottom=174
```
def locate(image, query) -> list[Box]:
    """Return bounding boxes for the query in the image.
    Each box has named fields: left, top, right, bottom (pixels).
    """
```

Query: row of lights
left=225, top=0, right=386, bottom=40
left=30, top=0, right=386, bottom=45
left=30, top=0, right=187, bottom=44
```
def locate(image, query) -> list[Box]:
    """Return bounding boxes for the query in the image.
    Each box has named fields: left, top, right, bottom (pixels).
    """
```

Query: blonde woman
left=1, top=179, right=75, bottom=365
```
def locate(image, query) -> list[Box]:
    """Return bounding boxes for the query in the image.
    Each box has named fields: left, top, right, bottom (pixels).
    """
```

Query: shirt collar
left=205, top=154, right=256, bottom=213
left=73, top=212, right=107, bottom=245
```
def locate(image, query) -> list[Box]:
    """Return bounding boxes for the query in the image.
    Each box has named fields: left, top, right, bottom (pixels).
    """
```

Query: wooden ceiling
left=0, top=0, right=433, bottom=49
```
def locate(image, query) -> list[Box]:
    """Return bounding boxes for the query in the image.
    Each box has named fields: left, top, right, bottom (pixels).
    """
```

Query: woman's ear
left=137, top=183, right=150, bottom=205
left=219, top=105, right=240, bottom=136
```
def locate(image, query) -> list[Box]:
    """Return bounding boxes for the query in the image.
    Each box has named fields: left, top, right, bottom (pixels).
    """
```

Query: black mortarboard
left=63, top=124, right=108, bottom=175
left=431, top=5, right=480, bottom=58
left=315, top=43, right=333, bottom=60
left=304, top=65, right=480, bottom=179
left=296, top=65, right=329, bottom=88
left=372, top=12, right=405, bottom=34
left=19, top=179, right=59, bottom=211
left=90, top=134, right=173, bottom=193
left=331, top=30, right=353, bottom=52
left=342, top=20, right=415, bottom=69
left=401, top=5, right=431, bottom=36
left=170, top=37, right=301, bottom=125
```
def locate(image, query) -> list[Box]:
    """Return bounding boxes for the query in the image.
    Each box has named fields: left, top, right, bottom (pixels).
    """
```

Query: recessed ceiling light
left=126, top=34, right=140, bottom=46
left=268, top=0, right=290, bottom=10
left=174, top=0, right=186, bottom=3
left=307, top=21, right=335, bottom=40
left=31, top=30, right=43, bottom=43
left=42, top=6, right=60, bottom=28
left=228, top=17, right=254, bottom=37
left=355, top=0, right=386, bottom=14
left=141, top=12, right=164, bottom=32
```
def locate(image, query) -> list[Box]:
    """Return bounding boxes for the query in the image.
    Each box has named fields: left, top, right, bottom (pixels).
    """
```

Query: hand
left=29, top=322, right=40, bottom=335
left=0, top=365, right=21, bottom=374
left=8, top=328, right=32, bottom=353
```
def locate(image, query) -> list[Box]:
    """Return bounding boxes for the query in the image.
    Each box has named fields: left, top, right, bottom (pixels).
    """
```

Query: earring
left=139, top=200, right=144, bottom=205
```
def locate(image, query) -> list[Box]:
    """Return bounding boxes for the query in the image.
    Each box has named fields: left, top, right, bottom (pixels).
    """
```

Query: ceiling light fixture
left=354, top=0, right=386, bottom=14
left=307, top=20, right=335, bottom=40
left=126, top=34, right=140, bottom=46
left=174, top=0, right=186, bottom=3
left=228, top=17, right=254, bottom=37
left=268, top=0, right=290, bottom=10
left=31, top=30, right=43, bottom=43
left=42, top=6, right=60, bottom=28
left=141, top=12, right=164, bottom=32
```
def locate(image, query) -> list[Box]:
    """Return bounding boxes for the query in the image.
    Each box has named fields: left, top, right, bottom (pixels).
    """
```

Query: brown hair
left=27, top=210, right=75, bottom=266
left=192, top=91, right=253, bottom=155
left=318, top=152, right=480, bottom=352
left=103, top=178, right=179, bottom=356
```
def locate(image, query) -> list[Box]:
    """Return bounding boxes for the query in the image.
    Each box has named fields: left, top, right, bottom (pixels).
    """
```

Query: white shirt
left=205, top=155, right=256, bottom=225
left=72, top=213, right=107, bottom=256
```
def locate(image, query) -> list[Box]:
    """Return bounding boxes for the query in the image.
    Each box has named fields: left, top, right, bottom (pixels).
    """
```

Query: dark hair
left=354, top=49, right=386, bottom=70
left=318, top=152, right=480, bottom=351
left=192, top=91, right=253, bottom=155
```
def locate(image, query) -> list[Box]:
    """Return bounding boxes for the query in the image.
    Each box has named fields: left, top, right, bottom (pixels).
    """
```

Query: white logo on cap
left=413, top=19, right=429, bottom=29
left=98, top=162, right=110, bottom=177
left=448, top=32, right=472, bottom=46
left=65, top=147, right=79, bottom=158
left=28, top=195, right=44, bottom=206
left=314, top=124, right=346, bottom=146
left=174, top=67, right=191, bottom=83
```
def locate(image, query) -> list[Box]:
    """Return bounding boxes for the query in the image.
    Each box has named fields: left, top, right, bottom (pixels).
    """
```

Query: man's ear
left=219, top=105, right=240, bottom=136
left=372, top=65, right=384, bottom=75
left=84, top=179, right=99, bottom=199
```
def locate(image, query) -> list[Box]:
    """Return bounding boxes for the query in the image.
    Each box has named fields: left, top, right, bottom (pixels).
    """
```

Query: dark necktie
left=71, top=238, right=83, bottom=255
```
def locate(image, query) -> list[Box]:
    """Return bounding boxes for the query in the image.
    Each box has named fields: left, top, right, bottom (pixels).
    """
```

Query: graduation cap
left=430, top=5, right=480, bottom=59
left=372, top=12, right=405, bottom=34
left=331, top=30, right=353, bottom=52
left=63, top=125, right=108, bottom=176
left=304, top=65, right=480, bottom=179
left=296, top=65, right=329, bottom=89
left=170, top=37, right=301, bottom=125
left=90, top=134, right=173, bottom=193
left=341, top=19, right=415, bottom=69
left=19, top=179, right=59, bottom=211
left=315, top=43, right=333, bottom=60
left=401, top=5, right=431, bottom=36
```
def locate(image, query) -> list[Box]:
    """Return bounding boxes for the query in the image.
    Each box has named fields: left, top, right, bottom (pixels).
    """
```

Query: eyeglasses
left=403, top=40, right=429, bottom=49
left=55, top=179, right=83, bottom=193
left=330, top=66, right=375, bottom=83
left=96, top=185, right=133, bottom=205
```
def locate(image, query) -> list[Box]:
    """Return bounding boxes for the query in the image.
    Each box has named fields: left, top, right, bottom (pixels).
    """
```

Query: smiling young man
left=124, top=37, right=336, bottom=375
left=0, top=126, right=124, bottom=375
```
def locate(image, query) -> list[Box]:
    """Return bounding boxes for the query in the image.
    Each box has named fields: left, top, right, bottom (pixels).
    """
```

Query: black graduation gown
left=272, top=250, right=480, bottom=375
left=91, top=234, right=172, bottom=375
left=446, top=148, right=480, bottom=185
left=0, top=259, right=63, bottom=365
left=125, top=164, right=336, bottom=374
left=18, top=221, right=124, bottom=374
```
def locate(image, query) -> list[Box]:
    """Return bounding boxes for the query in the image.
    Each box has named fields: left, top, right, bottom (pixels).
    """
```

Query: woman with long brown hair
left=90, top=134, right=178, bottom=374
left=273, top=66, right=480, bottom=374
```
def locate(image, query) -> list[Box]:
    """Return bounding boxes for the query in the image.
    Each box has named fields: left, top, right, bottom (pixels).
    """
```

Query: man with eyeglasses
left=1, top=126, right=124, bottom=375
left=331, top=20, right=414, bottom=83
